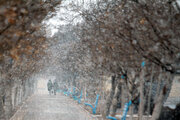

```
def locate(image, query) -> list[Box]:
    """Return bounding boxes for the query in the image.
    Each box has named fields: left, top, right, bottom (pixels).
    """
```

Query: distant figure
left=47, top=80, right=53, bottom=95
left=53, top=81, right=58, bottom=95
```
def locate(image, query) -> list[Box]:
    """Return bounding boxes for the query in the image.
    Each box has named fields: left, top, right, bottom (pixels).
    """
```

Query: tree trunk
left=138, top=69, right=145, bottom=120
left=150, top=87, right=164, bottom=120
left=14, top=87, right=18, bottom=108
left=0, top=87, right=5, bottom=119
left=102, top=75, right=116, bottom=119
left=4, top=83, right=12, bottom=120
left=150, top=72, right=174, bottom=120
left=0, top=97, right=5, bottom=119
left=111, top=82, right=121, bottom=116
left=147, top=66, right=154, bottom=118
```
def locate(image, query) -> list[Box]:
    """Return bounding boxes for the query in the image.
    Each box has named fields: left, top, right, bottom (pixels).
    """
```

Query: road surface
left=10, top=94, right=96, bottom=120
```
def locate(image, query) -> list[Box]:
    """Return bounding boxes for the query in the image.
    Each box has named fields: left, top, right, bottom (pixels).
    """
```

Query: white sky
left=43, top=0, right=99, bottom=37
left=43, top=0, right=82, bottom=37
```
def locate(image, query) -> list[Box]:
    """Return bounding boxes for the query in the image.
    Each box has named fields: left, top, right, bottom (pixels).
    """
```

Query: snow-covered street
left=10, top=94, right=95, bottom=120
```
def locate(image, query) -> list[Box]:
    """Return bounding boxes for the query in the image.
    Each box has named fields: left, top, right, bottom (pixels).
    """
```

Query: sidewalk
left=10, top=94, right=95, bottom=120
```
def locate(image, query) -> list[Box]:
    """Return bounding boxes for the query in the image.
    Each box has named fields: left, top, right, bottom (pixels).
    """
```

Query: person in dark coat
left=53, top=81, right=58, bottom=95
left=47, top=80, right=53, bottom=95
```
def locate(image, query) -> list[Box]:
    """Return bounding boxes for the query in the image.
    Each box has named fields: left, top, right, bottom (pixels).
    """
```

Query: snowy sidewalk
left=10, top=94, right=95, bottom=120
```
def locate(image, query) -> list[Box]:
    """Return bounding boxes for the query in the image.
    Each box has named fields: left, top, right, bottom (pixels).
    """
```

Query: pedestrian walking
left=53, top=81, right=58, bottom=95
left=47, top=80, right=53, bottom=95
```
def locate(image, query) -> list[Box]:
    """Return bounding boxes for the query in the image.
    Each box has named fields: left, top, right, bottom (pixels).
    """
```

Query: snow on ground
left=10, top=94, right=96, bottom=120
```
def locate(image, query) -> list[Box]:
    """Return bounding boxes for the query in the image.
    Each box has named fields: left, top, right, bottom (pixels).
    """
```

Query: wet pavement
left=10, top=94, right=96, bottom=120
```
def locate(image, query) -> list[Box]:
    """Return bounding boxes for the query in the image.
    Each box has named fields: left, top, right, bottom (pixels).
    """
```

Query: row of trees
left=51, top=0, right=180, bottom=120
left=0, top=0, right=61, bottom=119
